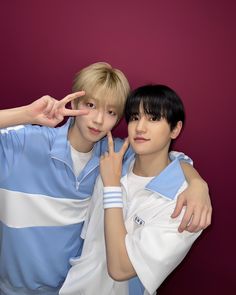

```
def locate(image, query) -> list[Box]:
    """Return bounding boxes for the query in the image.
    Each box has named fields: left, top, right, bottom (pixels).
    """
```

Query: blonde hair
left=72, top=62, right=130, bottom=119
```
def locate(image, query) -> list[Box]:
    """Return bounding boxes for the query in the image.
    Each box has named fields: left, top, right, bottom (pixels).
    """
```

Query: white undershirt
left=127, top=170, right=154, bottom=202
left=70, top=145, right=93, bottom=177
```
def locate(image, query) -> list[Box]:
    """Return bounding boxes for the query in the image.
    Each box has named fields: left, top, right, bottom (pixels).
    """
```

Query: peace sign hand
left=100, top=132, right=129, bottom=187
left=28, top=91, right=88, bottom=127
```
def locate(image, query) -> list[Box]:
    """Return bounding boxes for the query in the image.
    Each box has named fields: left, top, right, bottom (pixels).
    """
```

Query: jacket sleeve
left=0, top=125, right=25, bottom=181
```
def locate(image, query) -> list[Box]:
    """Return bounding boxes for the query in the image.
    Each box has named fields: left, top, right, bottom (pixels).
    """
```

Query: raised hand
left=100, top=132, right=129, bottom=187
left=28, top=91, right=88, bottom=127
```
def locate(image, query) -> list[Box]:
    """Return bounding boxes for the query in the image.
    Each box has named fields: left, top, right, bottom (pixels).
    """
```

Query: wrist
left=24, top=104, right=37, bottom=124
left=103, top=186, right=123, bottom=209
left=103, top=181, right=121, bottom=187
left=103, top=177, right=121, bottom=187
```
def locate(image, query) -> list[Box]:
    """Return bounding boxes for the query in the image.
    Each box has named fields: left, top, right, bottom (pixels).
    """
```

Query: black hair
left=124, top=84, right=185, bottom=130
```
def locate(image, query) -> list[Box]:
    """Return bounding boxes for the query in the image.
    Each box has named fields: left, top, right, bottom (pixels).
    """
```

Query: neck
left=68, top=125, right=94, bottom=153
left=133, top=151, right=170, bottom=177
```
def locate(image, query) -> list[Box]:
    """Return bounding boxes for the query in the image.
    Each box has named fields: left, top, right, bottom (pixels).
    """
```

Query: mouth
left=88, top=127, right=102, bottom=135
left=134, top=137, right=150, bottom=143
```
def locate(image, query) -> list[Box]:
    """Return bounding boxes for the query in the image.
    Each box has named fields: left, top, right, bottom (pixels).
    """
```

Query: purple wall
left=0, top=1, right=235, bottom=293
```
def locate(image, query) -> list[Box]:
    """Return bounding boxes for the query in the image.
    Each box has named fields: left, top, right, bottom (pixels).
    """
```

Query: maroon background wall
left=0, top=1, right=235, bottom=294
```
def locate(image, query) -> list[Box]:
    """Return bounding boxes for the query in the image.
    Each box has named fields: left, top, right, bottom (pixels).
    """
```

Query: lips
left=88, top=127, right=101, bottom=135
left=134, top=137, right=150, bottom=142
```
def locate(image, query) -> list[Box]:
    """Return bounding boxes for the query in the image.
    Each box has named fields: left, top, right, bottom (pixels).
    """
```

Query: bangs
left=83, top=83, right=125, bottom=118
left=125, top=92, right=165, bottom=122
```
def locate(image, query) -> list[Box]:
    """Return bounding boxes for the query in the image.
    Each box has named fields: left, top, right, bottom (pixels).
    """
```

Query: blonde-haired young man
left=0, top=63, right=211, bottom=295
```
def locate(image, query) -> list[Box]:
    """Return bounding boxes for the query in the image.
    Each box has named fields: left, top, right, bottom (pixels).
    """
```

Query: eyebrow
left=83, top=94, right=96, bottom=101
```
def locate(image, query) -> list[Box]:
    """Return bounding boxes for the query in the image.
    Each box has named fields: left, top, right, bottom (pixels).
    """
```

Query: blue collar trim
left=122, top=156, right=186, bottom=200
left=146, top=159, right=185, bottom=200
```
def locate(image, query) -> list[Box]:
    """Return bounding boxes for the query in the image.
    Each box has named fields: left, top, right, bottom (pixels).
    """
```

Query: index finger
left=63, top=108, right=89, bottom=117
left=107, top=131, right=114, bottom=154
left=119, top=137, right=129, bottom=157
left=58, top=91, right=86, bottom=107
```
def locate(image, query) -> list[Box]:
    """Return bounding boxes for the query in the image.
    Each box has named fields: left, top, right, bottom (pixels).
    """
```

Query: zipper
left=51, top=155, right=78, bottom=189
left=51, top=156, right=99, bottom=191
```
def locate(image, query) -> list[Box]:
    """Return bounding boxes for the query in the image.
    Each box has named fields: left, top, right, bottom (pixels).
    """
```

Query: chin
left=89, top=134, right=106, bottom=143
left=132, top=147, right=148, bottom=155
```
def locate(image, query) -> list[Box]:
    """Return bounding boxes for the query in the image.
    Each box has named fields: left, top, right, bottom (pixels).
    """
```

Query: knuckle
left=43, top=95, right=51, bottom=100
left=180, top=221, right=188, bottom=228
left=190, top=222, right=198, bottom=229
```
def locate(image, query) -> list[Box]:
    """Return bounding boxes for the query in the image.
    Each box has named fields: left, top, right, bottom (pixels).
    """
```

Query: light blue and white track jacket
left=0, top=118, right=126, bottom=295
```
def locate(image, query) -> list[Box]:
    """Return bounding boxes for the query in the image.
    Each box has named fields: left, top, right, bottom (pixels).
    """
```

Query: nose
left=93, top=109, right=104, bottom=125
left=136, top=117, right=146, bottom=133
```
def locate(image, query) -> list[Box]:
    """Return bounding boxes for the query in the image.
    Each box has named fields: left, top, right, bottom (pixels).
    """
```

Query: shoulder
left=23, top=124, right=58, bottom=142
left=5, top=124, right=60, bottom=149
left=0, top=124, right=50, bottom=143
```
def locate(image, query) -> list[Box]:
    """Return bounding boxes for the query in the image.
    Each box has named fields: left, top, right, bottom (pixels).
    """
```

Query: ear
left=170, top=121, right=183, bottom=139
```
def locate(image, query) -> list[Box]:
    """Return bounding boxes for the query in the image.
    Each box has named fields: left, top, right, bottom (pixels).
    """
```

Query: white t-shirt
left=127, top=171, right=154, bottom=202
left=70, top=145, right=93, bottom=177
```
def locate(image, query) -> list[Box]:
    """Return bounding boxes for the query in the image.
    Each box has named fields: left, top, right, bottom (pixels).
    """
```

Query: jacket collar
left=49, top=118, right=101, bottom=169
left=50, top=118, right=73, bottom=165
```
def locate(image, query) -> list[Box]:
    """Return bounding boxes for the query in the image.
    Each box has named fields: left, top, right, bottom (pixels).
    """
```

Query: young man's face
left=128, top=105, right=181, bottom=157
left=70, top=96, right=119, bottom=151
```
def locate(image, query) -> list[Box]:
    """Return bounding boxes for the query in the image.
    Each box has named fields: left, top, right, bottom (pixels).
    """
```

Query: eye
left=108, top=110, right=117, bottom=117
left=129, top=114, right=139, bottom=121
left=85, top=102, right=96, bottom=109
left=148, top=115, right=160, bottom=121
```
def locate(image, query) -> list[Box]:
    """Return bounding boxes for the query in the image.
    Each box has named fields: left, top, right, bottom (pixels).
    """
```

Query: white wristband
left=103, top=187, right=123, bottom=209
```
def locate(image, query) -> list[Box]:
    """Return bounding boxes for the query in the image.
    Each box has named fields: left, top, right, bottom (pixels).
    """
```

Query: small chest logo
left=134, top=215, right=145, bottom=226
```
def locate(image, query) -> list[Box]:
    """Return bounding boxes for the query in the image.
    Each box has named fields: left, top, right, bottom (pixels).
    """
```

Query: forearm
left=104, top=208, right=136, bottom=281
left=100, top=134, right=135, bottom=280
left=181, top=162, right=208, bottom=187
left=0, top=106, right=33, bottom=128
